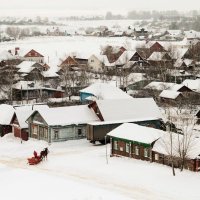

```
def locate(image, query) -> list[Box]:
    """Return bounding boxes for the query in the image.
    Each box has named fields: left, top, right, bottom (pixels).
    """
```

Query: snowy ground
left=0, top=133, right=200, bottom=200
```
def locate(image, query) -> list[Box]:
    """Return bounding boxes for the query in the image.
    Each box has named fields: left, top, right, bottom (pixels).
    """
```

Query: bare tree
left=165, top=109, right=176, bottom=176
left=175, top=114, right=197, bottom=171
left=6, top=27, right=21, bottom=40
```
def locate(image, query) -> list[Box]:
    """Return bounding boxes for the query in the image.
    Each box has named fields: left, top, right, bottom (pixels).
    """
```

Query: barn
left=87, top=98, right=164, bottom=144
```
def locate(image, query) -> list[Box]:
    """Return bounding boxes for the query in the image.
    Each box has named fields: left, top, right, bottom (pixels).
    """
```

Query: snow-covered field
left=0, top=19, right=141, bottom=33
left=0, top=133, right=200, bottom=200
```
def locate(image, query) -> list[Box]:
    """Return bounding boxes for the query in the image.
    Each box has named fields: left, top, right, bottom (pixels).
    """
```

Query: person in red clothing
left=33, top=150, right=39, bottom=159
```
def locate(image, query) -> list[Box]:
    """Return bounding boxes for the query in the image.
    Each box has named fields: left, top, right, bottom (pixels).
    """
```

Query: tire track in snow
left=0, top=156, right=173, bottom=200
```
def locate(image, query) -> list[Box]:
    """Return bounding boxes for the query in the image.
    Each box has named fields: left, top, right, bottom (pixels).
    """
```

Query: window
left=77, top=128, right=82, bottom=136
left=119, top=147, right=123, bottom=151
left=135, top=146, right=139, bottom=156
left=44, top=128, right=48, bottom=139
left=39, top=127, right=44, bottom=138
left=32, top=125, right=38, bottom=135
left=126, top=143, right=130, bottom=153
left=144, top=148, right=148, bottom=158
left=39, top=127, right=48, bottom=139
left=54, top=129, right=59, bottom=140
left=114, top=140, right=118, bottom=150
left=155, top=154, right=159, bottom=161
left=91, top=59, right=94, bottom=63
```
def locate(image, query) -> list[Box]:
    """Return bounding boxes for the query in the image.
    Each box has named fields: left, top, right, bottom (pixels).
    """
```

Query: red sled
left=27, top=157, right=42, bottom=165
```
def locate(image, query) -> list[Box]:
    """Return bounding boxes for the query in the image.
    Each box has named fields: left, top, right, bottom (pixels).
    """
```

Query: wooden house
left=148, top=52, right=173, bottom=67
left=102, top=46, right=126, bottom=64
left=23, top=49, right=44, bottom=63
left=11, top=104, right=49, bottom=141
left=149, top=42, right=166, bottom=53
left=26, top=105, right=99, bottom=143
left=152, top=133, right=200, bottom=172
left=166, top=70, right=195, bottom=84
left=59, top=56, right=79, bottom=71
left=87, top=54, right=105, bottom=72
left=16, top=61, right=45, bottom=81
left=159, top=90, right=183, bottom=103
left=144, top=81, right=175, bottom=91
left=107, top=123, right=164, bottom=161
left=134, top=28, right=149, bottom=38
left=170, top=84, right=193, bottom=93
left=42, top=63, right=50, bottom=71
left=136, top=42, right=167, bottom=64
left=0, top=104, right=15, bottom=137
left=12, top=81, right=64, bottom=101
left=87, top=98, right=164, bottom=144
left=74, top=54, right=89, bottom=66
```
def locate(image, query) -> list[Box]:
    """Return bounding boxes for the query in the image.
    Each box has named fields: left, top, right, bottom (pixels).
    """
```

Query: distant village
left=0, top=20, right=200, bottom=174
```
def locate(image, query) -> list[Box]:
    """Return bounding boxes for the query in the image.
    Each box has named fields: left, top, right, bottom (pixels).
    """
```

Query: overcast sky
left=0, top=0, right=200, bottom=17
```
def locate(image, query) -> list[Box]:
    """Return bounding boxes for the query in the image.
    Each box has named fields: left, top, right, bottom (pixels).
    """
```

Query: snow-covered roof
left=95, top=98, right=162, bottom=122
left=0, top=104, right=15, bottom=125
left=167, top=69, right=192, bottom=77
left=0, top=50, right=14, bottom=62
left=174, top=59, right=184, bottom=68
left=153, top=133, right=200, bottom=159
left=182, top=79, right=200, bottom=91
left=12, top=81, right=42, bottom=90
left=115, top=51, right=136, bottom=66
left=14, top=104, right=49, bottom=111
left=16, top=61, right=36, bottom=73
left=167, top=30, right=182, bottom=36
left=172, top=48, right=189, bottom=60
left=107, top=123, right=164, bottom=144
left=14, top=104, right=49, bottom=128
left=170, top=84, right=190, bottom=92
left=41, top=70, right=59, bottom=78
left=159, top=90, right=181, bottom=100
left=80, top=83, right=132, bottom=100
left=174, top=58, right=193, bottom=68
left=148, top=52, right=169, bottom=61
left=14, top=109, right=34, bottom=129
left=126, top=73, right=146, bottom=85
left=144, top=82, right=175, bottom=91
left=184, top=30, right=200, bottom=39
left=34, top=105, right=99, bottom=126
left=184, top=59, right=194, bottom=66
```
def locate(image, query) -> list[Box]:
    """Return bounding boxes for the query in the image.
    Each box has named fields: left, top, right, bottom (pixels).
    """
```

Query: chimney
left=15, top=47, right=20, bottom=55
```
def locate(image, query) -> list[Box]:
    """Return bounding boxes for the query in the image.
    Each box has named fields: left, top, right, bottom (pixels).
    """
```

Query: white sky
left=0, top=0, right=200, bottom=17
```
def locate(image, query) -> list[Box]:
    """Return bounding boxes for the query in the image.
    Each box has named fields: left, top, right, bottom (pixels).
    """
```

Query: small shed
left=107, top=123, right=164, bottom=161
left=0, top=104, right=15, bottom=137
left=11, top=109, right=34, bottom=141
